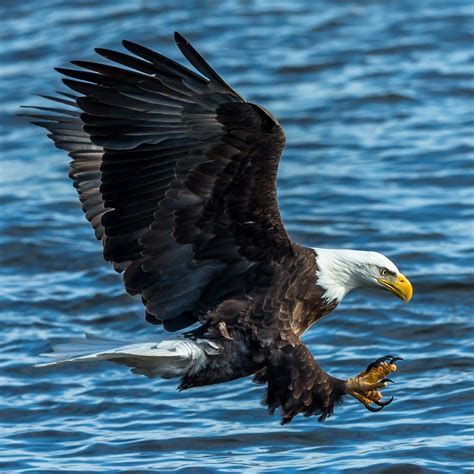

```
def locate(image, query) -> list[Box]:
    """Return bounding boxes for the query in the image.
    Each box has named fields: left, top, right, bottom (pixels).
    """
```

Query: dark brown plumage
left=26, top=33, right=408, bottom=424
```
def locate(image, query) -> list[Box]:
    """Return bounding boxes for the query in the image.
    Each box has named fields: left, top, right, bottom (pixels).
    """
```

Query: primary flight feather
left=26, top=32, right=413, bottom=424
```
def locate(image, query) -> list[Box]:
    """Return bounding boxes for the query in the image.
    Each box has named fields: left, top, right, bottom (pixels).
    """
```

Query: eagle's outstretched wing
left=25, top=33, right=295, bottom=331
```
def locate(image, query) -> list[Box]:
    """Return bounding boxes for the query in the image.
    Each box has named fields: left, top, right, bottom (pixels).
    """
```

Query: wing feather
left=24, top=33, right=294, bottom=331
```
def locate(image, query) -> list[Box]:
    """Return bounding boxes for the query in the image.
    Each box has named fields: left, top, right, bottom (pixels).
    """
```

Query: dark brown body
left=180, top=247, right=344, bottom=423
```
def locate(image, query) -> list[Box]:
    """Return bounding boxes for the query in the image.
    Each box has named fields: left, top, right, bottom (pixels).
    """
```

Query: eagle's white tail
left=37, top=333, right=219, bottom=379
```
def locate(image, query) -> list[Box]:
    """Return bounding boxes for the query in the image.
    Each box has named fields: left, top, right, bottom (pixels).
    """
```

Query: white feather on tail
left=37, top=333, right=219, bottom=379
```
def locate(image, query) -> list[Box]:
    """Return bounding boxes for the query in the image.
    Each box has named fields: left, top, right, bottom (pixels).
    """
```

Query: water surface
left=1, top=0, right=473, bottom=472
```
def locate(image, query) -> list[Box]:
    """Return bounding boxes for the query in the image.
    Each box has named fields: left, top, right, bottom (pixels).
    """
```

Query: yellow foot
left=346, top=355, right=402, bottom=412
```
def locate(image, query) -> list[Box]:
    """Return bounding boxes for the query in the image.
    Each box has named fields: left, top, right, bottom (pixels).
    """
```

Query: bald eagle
left=27, top=32, right=413, bottom=424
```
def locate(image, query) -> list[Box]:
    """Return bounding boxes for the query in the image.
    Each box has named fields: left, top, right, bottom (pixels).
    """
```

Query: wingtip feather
left=122, top=39, right=134, bottom=49
left=174, top=31, right=186, bottom=44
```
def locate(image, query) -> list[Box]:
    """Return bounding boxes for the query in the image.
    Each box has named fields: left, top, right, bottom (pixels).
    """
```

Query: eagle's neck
left=313, top=248, right=375, bottom=303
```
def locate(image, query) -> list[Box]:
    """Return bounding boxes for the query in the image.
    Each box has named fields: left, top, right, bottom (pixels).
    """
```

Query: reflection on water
left=1, top=0, right=473, bottom=472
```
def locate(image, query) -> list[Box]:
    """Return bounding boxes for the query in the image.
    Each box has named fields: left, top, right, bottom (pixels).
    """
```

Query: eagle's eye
left=380, top=268, right=389, bottom=277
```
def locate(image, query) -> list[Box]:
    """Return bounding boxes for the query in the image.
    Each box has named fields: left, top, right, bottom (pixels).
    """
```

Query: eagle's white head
left=313, top=248, right=413, bottom=304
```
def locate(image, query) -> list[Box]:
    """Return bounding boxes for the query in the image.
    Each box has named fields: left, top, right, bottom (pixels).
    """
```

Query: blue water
left=1, top=0, right=473, bottom=472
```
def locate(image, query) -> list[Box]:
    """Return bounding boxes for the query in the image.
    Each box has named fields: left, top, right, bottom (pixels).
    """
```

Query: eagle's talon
left=217, top=321, right=233, bottom=340
left=347, top=355, right=401, bottom=414
left=365, top=403, right=385, bottom=412
left=373, top=396, right=394, bottom=407
left=365, top=355, right=394, bottom=371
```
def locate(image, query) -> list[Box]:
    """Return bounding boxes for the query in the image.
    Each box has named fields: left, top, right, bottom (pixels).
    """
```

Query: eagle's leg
left=254, top=340, right=347, bottom=424
left=346, top=355, right=401, bottom=412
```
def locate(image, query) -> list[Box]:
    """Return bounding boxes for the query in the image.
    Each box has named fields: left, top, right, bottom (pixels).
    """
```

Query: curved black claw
left=381, top=378, right=395, bottom=384
left=389, top=356, right=404, bottom=364
left=373, top=396, right=394, bottom=408
left=365, top=403, right=385, bottom=412
left=366, top=355, right=395, bottom=371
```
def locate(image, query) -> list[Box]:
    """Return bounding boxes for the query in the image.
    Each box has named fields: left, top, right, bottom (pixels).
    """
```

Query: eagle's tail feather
left=36, top=333, right=216, bottom=379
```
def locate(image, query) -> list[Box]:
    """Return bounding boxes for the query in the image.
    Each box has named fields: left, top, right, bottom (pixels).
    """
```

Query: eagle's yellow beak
left=377, top=273, right=413, bottom=302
